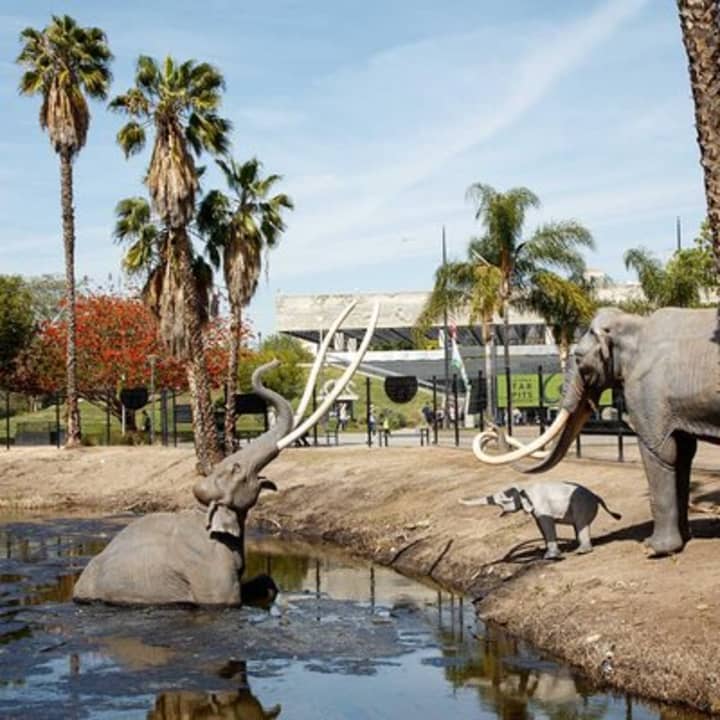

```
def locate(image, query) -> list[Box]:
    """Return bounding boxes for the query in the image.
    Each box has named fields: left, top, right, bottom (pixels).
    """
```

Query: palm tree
left=465, top=183, right=594, bottom=423
left=522, top=271, right=596, bottom=373
left=415, top=253, right=502, bottom=421
left=677, top=0, right=720, bottom=277
left=110, top=56, right=230, bottom=471
left=624, top=245, right=713, bottom=310
left=17, top=15, right=113, bottom=447
left=114, top=197, right=215, bottom=350
left=197, top=157, right=293, bottom=451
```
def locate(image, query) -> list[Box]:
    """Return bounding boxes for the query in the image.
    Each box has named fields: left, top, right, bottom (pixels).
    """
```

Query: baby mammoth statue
left=460, top=481, right=622, bottom=560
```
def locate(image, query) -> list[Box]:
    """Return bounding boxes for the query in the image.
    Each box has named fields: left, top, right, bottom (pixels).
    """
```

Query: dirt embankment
left=1, top=445, right=719, bottom=714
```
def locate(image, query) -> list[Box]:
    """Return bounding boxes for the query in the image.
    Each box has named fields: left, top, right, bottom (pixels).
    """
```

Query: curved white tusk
left=278, top=301, right=380, bottom=450
left=497, top=432, right=549, bottom=460
left=472, top=410, right=569, bottom=464
left=293, top=300, right=357, bottom=427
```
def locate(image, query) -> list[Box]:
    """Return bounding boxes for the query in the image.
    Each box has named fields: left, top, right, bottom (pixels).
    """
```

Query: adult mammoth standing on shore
left=473, top=307, right=720, bottom=557
left=74, top=302, right=379, bottom=605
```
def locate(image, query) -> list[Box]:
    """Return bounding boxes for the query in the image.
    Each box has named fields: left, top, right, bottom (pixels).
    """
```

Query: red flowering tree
left=11, top=293, right=234, bottom=430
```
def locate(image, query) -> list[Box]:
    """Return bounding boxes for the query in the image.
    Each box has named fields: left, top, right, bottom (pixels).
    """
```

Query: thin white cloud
left=233, top=106, right=305, bottom=130
left=272, top=0, right=651, bottom=280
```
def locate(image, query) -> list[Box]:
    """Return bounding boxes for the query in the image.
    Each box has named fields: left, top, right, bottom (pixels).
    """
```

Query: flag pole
left=442, top=226, right=450, bottom=429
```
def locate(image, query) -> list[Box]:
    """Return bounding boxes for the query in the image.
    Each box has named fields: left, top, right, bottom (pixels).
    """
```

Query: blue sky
left=0, top=0, right=708, bottom=337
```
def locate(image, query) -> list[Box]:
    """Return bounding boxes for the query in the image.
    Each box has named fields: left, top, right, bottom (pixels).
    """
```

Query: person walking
left=381, top=414, right=391, bottom=445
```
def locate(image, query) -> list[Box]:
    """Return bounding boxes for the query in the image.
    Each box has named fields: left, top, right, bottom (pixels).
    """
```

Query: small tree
left=11, top=293, right=228, bottom=429
left=23, top=274, right=71, bottom=323
left=237, top=335, right=312, bottom=401
left=624, top=246, right=715, bottom=310
left=0, top=277, right=35, bottom=385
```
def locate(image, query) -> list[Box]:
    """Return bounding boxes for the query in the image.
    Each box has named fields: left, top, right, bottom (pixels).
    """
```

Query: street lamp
left=408, top=230, right=451, bottom=428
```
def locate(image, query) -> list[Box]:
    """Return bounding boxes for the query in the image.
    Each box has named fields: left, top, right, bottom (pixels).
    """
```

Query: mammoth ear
left=597, top=328, right=611, bottom=363
left=259, top=479, right=277, bottom=492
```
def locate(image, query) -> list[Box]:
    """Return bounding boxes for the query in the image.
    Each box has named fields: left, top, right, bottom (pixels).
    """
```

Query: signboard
left=384, top=376, right=418, bottom=404
left=120, top=387, right=148, bottom=411
left=174, top=404, right=192, bottom=423
left=468, top=382, right=487, bottom=414
left=496, top=374, right=612, bottom=408
left=235, top=393, right=267, bottom=415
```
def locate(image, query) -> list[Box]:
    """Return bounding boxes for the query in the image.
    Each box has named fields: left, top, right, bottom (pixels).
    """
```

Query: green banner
left=496, top=373, right=612, bottom=408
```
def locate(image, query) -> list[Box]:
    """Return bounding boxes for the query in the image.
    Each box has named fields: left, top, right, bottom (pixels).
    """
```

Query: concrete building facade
left=275, top=281, right=644, bottom=383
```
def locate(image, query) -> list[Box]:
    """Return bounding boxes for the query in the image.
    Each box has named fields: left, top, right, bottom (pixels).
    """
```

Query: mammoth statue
left=473, top=307, right=720, bottom=557
left=73, top=301, right=379, bottom=605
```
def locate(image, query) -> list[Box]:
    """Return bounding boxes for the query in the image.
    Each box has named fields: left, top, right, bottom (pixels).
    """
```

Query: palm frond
left=198, top=154, right=293, bottom=312
left=116, top=121, right=146, bottom=157
left=522, top=270, right=596, bottom=351
left=113, top=196, right=152, bottom=240
left=414, top=261, right=476, bottom=337
left=17, top=15, right=112, bottom=155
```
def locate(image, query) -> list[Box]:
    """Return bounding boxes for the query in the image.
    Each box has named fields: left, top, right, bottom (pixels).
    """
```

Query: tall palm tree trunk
left=60, top=149, right=81, bottom=448
left=678, top=0, right=720, bottom=275
left=224, top=300, right=242, bottom=452
left=482, top=320, right=494, bottom=424
left=174, top=230, right=222, bottom=472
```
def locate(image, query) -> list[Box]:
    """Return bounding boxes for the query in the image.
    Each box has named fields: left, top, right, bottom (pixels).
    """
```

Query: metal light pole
left=442, top=226, right=451, bottom=429
left=148, top=355, right=157, bottom=445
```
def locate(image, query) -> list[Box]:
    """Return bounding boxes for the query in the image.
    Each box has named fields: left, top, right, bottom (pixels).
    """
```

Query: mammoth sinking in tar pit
left=73, top=301, right=379, bottom=606
left=460, top=482, right=622, bottom=560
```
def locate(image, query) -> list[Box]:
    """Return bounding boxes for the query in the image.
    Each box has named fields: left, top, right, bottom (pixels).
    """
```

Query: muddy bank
left=1, top=445, right=719, bottom=714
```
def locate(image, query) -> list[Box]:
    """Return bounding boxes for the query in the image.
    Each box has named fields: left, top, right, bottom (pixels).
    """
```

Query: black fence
left=1, top=369, right=633, bottom=462
left=0, top=387, right=274, bottom=451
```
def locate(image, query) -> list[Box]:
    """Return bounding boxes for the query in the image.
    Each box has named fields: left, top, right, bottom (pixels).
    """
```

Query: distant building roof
left=276, top=285, right=645, bottom=348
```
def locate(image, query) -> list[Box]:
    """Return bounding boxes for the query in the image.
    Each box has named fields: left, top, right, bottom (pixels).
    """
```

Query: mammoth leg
left=534, top=515, right=561, bottom=560
left=575, top=523, right=593, bottom=554
left=675, top=433, right=696, bottom=544
left=639, top=440, right=684, bottom=556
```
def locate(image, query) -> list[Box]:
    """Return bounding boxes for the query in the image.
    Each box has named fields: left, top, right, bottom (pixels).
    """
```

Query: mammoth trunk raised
left=73, top=301, right=379, bottom=606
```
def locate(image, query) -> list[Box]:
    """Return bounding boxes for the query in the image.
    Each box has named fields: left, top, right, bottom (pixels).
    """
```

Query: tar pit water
left=0, top=515, right=703, bottom=719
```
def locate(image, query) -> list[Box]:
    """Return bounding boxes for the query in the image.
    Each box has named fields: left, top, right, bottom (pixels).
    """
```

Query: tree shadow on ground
left=592, top=517, right=720, bottom=548
left=693, top=488, right=720, bottom=505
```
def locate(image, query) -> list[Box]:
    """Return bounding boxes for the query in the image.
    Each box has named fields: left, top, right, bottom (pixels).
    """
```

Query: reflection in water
left=149, top=689, right=281, bottom=720
left=0, top=518, right=706, bottom=720
left=149, top=661, right=281, bottom=720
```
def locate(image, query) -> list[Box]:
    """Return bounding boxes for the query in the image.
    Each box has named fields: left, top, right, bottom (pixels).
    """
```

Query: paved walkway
left=303, top=425, right=720, bottom=473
